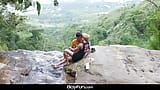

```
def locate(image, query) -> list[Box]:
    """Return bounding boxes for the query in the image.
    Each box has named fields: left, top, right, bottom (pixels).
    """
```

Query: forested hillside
left=91, top=0, right=160, bottom=50
left=0, top=0, right=159, bottom=51
left=44, top=0, right=160, bottom=50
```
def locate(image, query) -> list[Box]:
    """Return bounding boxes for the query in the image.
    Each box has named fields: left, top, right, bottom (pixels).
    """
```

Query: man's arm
left=71, top=39, right=77, bottom=48
left=70, top=43, right=83, bottom=53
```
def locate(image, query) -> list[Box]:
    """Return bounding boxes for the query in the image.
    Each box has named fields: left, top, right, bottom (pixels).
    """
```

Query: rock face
left=0, top=45, right=160, bottom=84
left=0, top=50, right=65, bottom=84
left=65, top=45, right=160, bottom=84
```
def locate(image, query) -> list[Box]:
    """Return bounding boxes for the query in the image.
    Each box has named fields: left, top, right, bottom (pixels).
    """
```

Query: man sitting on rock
left=71, top=32, right=81, bottom=48
left=52, top=32, right=90, bottom=69
left=70, top=32, right=90, bottom=58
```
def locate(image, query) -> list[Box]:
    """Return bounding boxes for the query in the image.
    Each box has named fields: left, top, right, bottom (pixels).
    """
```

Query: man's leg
left=52, top=59, right=67, bottom=68
left=52, top=49, right=73, bottom=68
left=64, top=56, right=72, bottom=65
left=64, top=49, right=74, bottom=56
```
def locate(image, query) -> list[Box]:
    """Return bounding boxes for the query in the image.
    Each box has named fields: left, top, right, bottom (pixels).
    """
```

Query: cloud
left=103, top=0, right=132, bottom=3
left=35, top=0, right=136, bottom=4
left=59, top=0, right=135, bottom=3
left=89, top=0, right=101, bottom=3
left=33, top=0, right=52, bottom=4
left=59, top=0, right=76, bottom=3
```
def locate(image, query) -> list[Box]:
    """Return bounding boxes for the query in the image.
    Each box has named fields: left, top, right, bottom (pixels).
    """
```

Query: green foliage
left=46, top=0, right=159, bottom=50
left=22, top=0, right=159, bottom=51
left=149, top=25, right=160, bottom=49
left=0, top=11, right=24, bottom=51
left=87, top=0, right=160, bottom=50
left=0, top=0, right=42, bottom=14
left=148, top=8, right=160, bottom=49
left=0, top=42, right=8, bottom=51
left=17, top=29, right=44, bottom=50
left=1, top=0, right=160, bottom=51
left=0, top=0, right=42, bottom=51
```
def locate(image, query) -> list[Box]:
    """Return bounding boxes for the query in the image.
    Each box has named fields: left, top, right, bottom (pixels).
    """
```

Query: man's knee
left=64, top=49, right=69, bottom=52
left=66, top=56, right=72, bottom=61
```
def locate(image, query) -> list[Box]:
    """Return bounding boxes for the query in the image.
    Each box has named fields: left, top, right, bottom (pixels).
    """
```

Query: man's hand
left=69, top=47, right=73, bottom=51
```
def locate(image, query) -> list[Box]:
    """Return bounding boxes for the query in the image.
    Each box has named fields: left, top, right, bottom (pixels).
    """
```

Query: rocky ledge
left=64, top=45, right=160, bottom=84
left=0, top=50, right=65, bottom=84
left=0, top=45, right=160, bottom=84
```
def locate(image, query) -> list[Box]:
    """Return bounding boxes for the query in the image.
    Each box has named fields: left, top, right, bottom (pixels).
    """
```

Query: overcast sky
left=24, top=0, right=143, bottom=15
left=34, top=0, right=144, bottom=4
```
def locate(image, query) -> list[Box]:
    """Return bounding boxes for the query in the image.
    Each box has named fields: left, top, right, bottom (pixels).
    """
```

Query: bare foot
left=64, top=61, right=70, bottom=66
left=60, top=58, right=65, bottom=61
left=52, top=64, right=59, bottom=69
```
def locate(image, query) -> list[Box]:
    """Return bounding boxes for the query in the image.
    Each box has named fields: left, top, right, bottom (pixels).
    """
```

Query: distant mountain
left=25, top=0, right=143, bottom=27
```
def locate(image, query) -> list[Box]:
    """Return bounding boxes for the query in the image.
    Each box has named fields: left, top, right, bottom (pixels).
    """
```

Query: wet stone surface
left=0, top=50, right=65, bottom=84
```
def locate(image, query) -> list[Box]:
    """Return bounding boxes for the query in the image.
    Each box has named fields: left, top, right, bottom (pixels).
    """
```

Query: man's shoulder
left=78, top=43, right=83, bottom=46
left=72, top=39, right=78, bottom=43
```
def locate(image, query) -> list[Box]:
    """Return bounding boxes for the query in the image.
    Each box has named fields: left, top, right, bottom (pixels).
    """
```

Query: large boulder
left=65, top=45, right=160, bottom=84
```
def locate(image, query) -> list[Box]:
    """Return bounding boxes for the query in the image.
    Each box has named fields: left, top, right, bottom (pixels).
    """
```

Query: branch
left=146, top=0, right=159, bottom=8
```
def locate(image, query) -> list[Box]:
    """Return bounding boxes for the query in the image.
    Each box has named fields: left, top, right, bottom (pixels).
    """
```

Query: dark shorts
left=72, top=52, right=85, bottom=62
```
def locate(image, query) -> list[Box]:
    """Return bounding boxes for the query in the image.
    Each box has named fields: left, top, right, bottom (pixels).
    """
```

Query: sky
left=23, top=0, right=143, bottom=15
left=34, top=0, right=143, bottom=4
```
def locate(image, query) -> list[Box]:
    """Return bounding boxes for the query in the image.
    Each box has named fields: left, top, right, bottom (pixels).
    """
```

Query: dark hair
left=76, top=32, right=82, bottom=37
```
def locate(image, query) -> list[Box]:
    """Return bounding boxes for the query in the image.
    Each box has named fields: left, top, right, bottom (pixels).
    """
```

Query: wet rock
left=0, top=63, right=20, bottom=84
left=0, top=50, right=65, bottom=84
left=0, top=53, right=7, bottom=63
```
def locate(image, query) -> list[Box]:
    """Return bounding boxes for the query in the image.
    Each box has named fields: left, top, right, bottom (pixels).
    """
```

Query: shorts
left=72, top=52, right=85, bottom=62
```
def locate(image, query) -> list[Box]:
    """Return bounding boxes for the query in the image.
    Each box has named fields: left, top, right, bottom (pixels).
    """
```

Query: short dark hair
left=76, top=32, right=82, bottom=37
